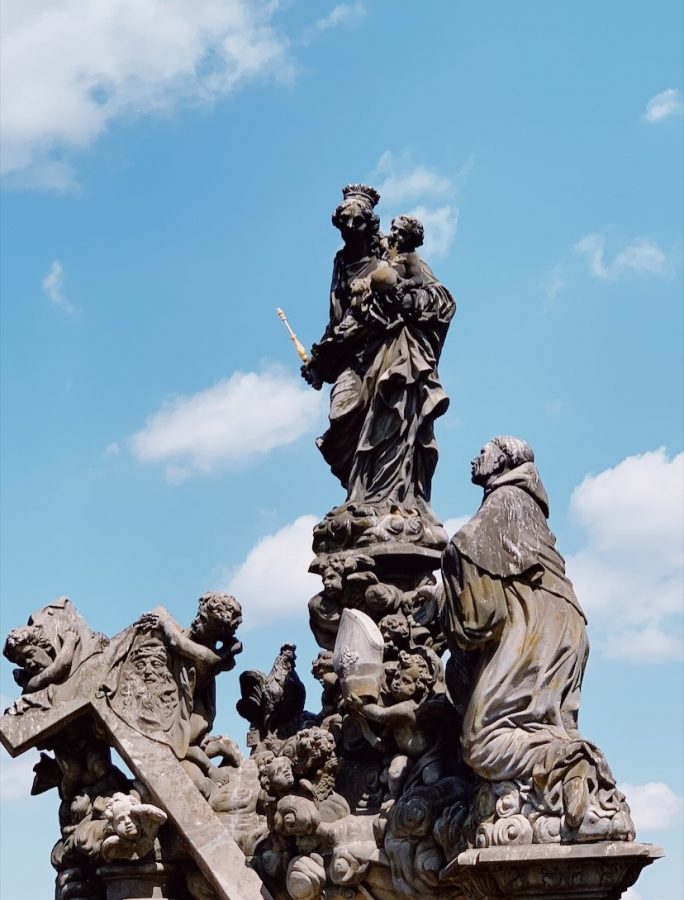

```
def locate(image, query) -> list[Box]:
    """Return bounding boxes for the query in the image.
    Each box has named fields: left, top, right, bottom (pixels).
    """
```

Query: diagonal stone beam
left=93, top=699, right=272, bottom=900
left=0, top=697, right=90, bottom=756
left=1, top=699, right=273, bottom=900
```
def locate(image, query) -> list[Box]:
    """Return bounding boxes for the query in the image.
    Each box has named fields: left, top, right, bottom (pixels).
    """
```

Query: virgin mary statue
left=302, top=185, right=455, bottom=554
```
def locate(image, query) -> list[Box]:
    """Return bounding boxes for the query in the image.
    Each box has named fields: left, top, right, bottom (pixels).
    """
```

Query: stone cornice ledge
left=440, top=841, right=664, bottom=899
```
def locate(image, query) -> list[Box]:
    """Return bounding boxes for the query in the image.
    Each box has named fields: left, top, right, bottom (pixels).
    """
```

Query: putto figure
left=440, top=436, right=635, bottom=845
left=102, top=592, right=243, bottom=791
left=4, top=596, right=108, bottom=715
left=302, top=184, right=456, bottom=553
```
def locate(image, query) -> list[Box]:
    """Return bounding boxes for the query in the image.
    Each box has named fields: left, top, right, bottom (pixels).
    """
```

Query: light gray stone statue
left=4, top=596, right=108, bottom=715
left=440, top=436, right=635, bottom=847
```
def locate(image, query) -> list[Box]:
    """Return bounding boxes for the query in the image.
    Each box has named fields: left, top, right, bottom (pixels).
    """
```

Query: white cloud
left=41, top=260, right=76, bottom=314
left=375, top=152, right=453, bottom=206
left=0, top=751, right=39, bottom=802
left=1, top=1, right=292, bottom=189
left=226, top=515, right=321, bottom=629
left=129, top=366, right=325, bottom=482
left=644, top=88, right=684, bottom=124
left=566, top=448, right=684, bottom=663
left=574, top=233, right=670, bottom=281
left=372, top=152, right=468, bottom=260
left=619, top=782, right=684, bottom=832
left=404, top=205, right=459, bottom=259
left=306, top=3, right=366, bottom=38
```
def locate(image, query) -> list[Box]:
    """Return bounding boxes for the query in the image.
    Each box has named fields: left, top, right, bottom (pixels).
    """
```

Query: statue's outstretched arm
left=23, top=632, right=79, bottom=692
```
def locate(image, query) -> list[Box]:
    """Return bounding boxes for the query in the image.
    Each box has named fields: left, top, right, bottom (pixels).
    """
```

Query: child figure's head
left=261, top=755, right=295, bottom=797
left=4, top=626, right=54, bottom=674
left=106, top=793, right=140, bottom=840
left=389, top=215, right=424, bottom=253
left=389, top=650, right=433, bottom=702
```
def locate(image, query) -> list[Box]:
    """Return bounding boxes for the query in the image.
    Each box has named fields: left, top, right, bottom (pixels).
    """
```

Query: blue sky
left=1, top=2, right=682, bottom=897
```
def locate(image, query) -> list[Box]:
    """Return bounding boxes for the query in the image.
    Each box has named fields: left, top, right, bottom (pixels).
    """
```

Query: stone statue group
left=1, top=185, right=655, bottom=900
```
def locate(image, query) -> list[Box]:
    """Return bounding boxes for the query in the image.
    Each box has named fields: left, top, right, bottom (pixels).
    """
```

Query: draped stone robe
left=314, top=247, right=455, bottom=513
left=441, top=463, right=591, bottom=782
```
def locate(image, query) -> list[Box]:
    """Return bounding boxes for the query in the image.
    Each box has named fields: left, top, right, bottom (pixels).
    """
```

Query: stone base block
left=440, top=841, right=663, bottom=899
left=97, top=861, right=188, bottom=900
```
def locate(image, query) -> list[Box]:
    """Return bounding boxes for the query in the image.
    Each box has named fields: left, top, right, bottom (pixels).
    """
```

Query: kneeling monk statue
left=441, top=436, right=634, bottom=845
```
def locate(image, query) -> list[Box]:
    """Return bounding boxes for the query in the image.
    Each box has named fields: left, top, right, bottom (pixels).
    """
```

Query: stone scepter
left=276, top=307, right=310, bottom=365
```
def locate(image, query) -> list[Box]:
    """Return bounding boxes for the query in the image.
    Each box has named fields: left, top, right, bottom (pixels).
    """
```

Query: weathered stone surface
left=441, top=841, right=663, bottom=898
left=301, top=184, right=455, bottom=556
left=1, top=597, right=272, bottom=900
left=439, top=437, right=635, bottom=851
left=95, top=701, right=272, bottom=900
left=97, top=861, right=186, bottom=900
left=333, top=609, right=385, bottom=701
left=1, top=189, right=661, bottom=900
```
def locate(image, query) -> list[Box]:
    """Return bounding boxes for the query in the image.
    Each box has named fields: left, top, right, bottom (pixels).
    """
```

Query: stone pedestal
left=97, top=861, right=187, bottom=900
left=441, top=841, right=663, bottom=899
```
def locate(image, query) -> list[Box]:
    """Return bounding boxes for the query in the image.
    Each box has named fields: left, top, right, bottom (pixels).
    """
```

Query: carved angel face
left=113, top=809, right=138, bottom=839
left=262, top=757, right=295, bottom=796
left=107, top=795, right=140, bottom=839
left=390, top=665, right=421, bottom=701
left=4, top=626, right=54, bottom=672
left=389, top=220, right=410, bottom=252
left=321, top=562, right=344, bottom=596
left=389, top=215, right=423, bottom=253
left=17, top=643, right=53, bottom=674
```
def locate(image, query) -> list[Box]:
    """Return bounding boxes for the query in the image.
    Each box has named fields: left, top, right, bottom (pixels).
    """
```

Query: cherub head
left=310, top=553, right=376, bottom=600
left=389, top=650, right=434, bottom=703
left=311, top=650, right=335, bottom=684
left=320, top=557, right=346, bottom=597
left=260, top=755, right=295, bottom=797
left=4, top=625, right=54, bottom=674
left=189, top=592, right=242, bottom=642
left=379, top=613, right=410, bottom=654
left=105, top=793, right=140, bottom=840
left=389, top=215, right=424, bottom=253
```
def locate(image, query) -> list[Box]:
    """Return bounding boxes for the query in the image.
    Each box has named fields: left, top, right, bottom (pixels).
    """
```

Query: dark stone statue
left=302, top=184, right=455, bottom=554
left=440, top=436, right=635, bottom=846
left=1, top=188, right=661, bottom=900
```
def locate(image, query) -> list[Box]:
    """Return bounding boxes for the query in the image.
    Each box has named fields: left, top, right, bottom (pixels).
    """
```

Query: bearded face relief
left=122, top=641, right=177, bottom=714
left=103, top=631, right=193, bottom=758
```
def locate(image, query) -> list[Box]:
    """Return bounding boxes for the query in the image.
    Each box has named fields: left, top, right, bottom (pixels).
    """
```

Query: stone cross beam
left=0, top=644, right=272, bottom=900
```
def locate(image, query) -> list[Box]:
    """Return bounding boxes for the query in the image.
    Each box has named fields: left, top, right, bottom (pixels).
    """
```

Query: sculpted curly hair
left=3, top=625, right=54, bottom=665
left=192, top=592, right=242, bottom=638
left=391, top=215, right=425, bottom=251
left=395, top=649, right=436, bottom=700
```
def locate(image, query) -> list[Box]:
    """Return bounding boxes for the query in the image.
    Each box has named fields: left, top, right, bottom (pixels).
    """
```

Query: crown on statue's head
left=341, top=184, right=380, bottom=208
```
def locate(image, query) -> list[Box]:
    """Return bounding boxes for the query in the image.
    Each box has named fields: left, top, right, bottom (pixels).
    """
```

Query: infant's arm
left=24, top=632, right=79, bottom=692
left=358, top=699, right=417, bottom=728
left=399, top=252, right=425, bottom=289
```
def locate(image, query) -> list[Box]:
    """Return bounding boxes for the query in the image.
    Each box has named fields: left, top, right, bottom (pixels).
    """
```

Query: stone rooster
left=237, top=643, right=306, bottom=744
